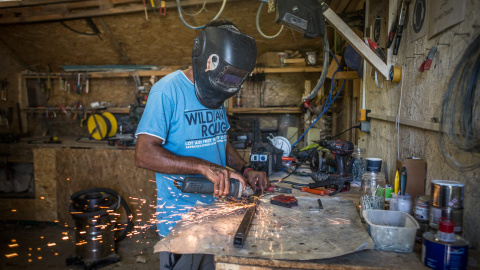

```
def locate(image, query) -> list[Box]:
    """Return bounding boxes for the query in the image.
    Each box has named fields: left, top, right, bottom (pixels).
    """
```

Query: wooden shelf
left=22, top=106, right=130, bottom=114
left=227, top=107, right=301, bottom=114
left=21, top=68, right=180, bottom=79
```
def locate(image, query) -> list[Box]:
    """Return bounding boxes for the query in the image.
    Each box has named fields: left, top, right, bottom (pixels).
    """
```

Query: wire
left=60, top=21, right=98, bottom=36
left=256, top=1, right=284, bottom=39
left=291, top=52, right=345, bottom=148
left=176, top=0, right=227, bottom=30
left=271, top=145, right=320, bottom=182
left=439, top=34, right=480, bottom=171
left=178, top=0, right=207, bottom=16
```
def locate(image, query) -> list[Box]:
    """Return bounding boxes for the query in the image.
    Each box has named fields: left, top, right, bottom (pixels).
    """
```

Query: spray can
left=422, top=218, right=469, bottom=270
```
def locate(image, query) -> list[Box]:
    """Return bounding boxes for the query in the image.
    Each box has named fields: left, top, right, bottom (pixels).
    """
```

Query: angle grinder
left=175, top=177, right=253, bottom=199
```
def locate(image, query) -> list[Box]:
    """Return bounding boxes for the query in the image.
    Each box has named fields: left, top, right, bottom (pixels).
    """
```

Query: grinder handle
left=181, top=177, right=242, bottom=197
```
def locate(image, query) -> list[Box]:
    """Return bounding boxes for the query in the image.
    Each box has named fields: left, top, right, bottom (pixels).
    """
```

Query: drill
left=317, top=139, right=354, bottom=177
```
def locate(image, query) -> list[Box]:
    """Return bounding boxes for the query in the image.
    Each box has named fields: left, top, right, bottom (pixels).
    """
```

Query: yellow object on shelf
left=87, top=112, right=117, bottom=140
left=394, top=170, right=400, bottom=195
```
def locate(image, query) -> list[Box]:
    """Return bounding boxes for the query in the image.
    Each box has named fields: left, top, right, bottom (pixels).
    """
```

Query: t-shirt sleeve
left=135, top=85, right=175, bottom=144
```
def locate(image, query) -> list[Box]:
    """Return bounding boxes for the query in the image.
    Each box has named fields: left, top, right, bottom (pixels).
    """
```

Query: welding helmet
left=192, top=24, right=257, bottom=109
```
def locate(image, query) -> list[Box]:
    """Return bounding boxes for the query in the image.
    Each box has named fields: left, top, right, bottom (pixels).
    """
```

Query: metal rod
left=233, top=190, right=262, bottom=248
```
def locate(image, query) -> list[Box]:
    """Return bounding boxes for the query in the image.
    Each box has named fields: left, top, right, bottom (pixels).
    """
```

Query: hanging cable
left=291, top=52, right=345, bottom=148
left=439, top=34, right=480, bottom=171
left=256, top=1, right=284, bottom=39
left=178, top=0, right=207, bottom=16
left=176, top=0, right=227, bottom=30
left=60, top=21, right=98, bottom=36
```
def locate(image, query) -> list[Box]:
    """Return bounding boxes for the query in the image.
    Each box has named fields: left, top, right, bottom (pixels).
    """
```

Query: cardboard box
left=395, top=158, right=427, bottom=199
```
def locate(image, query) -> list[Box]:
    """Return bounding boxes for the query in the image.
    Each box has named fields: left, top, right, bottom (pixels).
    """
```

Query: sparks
left=5, top=253, right=18, bottom=258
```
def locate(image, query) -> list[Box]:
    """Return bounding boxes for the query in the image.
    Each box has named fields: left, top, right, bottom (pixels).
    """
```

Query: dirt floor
left=0, top=221, right=160, bottom=270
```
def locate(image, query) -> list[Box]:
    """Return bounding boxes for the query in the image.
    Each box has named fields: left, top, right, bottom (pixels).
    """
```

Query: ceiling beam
left=0, top=0, right=229, bottom=25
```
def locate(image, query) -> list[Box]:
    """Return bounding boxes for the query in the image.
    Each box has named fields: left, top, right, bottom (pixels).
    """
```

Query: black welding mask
left=192, top=25, right=257, bottom=109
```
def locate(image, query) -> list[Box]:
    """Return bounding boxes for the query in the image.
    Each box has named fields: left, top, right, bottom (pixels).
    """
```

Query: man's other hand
left=244, top=170, right=270, bottom=193
left=202, top=164, right=247, bottom=197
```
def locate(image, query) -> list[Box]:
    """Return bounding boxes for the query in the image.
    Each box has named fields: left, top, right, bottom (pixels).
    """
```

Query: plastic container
left=363, top=210, right=419, bottom=253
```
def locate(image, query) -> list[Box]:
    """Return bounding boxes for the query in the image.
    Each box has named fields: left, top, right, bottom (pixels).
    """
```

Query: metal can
left=429, top=206, right=463, bottom=232
left=431, top=180, right=464, bottom=209
left=414, top=195, right=430, bottom=222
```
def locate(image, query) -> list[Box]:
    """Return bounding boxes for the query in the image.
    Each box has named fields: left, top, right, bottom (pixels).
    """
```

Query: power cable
left=256, top=1, right=284, bottom=39
left=176, top=0, right=227, bottom=30
left=439, top=34, right=480, bottom=171
left=178, top=0, right=207, bottom=16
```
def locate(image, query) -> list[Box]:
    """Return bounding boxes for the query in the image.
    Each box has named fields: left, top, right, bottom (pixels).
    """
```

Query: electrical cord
left=178, top=0, right=207, bottom=16
left=292, top=52, right=346, bottom=147
left=440, top=34, right=480, bottom=170
left=256, top=1, right=284, bottom=39
left=176, top=0, right=227, bottom=30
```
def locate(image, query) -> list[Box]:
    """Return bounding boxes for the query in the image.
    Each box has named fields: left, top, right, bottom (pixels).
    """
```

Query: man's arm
left=226, top=142, right=270, bottom=192
left=135, top=134, right=246, bottom=197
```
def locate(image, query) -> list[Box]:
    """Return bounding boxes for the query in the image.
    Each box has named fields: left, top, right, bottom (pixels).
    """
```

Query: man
left=135, top=20, right=269, bottom=269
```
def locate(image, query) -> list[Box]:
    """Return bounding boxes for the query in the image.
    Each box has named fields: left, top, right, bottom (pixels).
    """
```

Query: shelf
left=227, top=107, right=301, bottom=114
left=21, top=68, right=180, bottom=79
left=22, top=107, right=130, bottom=114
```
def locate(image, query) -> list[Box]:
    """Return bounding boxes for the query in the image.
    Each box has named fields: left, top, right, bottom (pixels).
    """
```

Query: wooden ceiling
left=0, top=0, right=365, bottom=25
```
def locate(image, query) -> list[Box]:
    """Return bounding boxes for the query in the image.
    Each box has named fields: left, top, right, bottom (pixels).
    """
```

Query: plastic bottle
left=352, top=146, right=366, bottom=183
left=360, top=171, right=386, bottom=218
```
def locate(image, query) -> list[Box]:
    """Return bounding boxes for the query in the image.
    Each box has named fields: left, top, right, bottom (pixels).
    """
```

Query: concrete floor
left=0, top=221, right=160, bottom=270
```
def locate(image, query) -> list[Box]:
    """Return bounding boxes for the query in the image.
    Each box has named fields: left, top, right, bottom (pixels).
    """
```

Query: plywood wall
left=361, top=0, right=480, bottom=247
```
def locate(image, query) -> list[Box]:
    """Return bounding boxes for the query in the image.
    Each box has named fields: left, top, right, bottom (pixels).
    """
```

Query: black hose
left=306, top=28, right=329, bottom=100
left=70, top=188, right=133, bottom=242
left=439, top=34, right=480, bottom=170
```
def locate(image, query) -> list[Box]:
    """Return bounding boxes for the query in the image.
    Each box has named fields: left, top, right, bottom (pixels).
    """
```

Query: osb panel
left=0, top=0, right=324, bottom=71
left=363, top=0, right=480, bottom=247
left=55, top=149, right=156, bottom=228
left=33, top=148, right=57, bottom=221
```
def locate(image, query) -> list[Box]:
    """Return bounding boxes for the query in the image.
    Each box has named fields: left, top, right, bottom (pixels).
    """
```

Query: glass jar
left=352, top=146, right=366, bottom=182
left=360, top=171, right=386, bottom=218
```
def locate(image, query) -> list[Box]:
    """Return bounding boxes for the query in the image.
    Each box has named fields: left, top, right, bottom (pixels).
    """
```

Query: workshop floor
left=0, top=221, right=160, bottom=270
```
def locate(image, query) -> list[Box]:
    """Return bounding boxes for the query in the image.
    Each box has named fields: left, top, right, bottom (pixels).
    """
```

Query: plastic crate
left=363, top=210, right=419, bottom=253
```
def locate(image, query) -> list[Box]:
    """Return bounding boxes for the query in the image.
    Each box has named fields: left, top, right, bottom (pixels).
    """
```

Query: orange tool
left=300, top=187, right=330, bottom=196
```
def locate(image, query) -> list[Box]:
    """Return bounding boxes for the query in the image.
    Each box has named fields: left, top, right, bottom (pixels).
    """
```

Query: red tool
left=366, top=38, right=387, bottom=63
left=160, top=0, right=166, bottom=15
left=270, top=195, right=298, bottom=208
left=386, top=17, right=398, bottom=49
left=418, top=46, right=437, bottom=72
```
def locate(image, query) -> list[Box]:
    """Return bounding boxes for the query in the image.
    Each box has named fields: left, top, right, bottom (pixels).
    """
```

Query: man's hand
left=202, top=163, right=247, bottom=197
left=244, top=170, right=270, bottom=193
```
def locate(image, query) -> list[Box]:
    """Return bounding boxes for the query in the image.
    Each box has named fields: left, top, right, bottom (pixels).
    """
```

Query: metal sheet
left=154, top=196, right=373, bottom=260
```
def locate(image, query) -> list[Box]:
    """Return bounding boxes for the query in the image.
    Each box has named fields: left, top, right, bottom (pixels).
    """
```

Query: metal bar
left=233, top=190, right=262, bottom=248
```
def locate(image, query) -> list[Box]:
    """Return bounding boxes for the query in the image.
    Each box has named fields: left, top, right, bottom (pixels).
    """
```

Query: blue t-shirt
left=135, top=70, right=230, bottom=236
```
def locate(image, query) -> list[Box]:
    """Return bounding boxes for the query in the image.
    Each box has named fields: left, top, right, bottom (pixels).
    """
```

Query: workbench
left=157, top=169, right=430, bottom=270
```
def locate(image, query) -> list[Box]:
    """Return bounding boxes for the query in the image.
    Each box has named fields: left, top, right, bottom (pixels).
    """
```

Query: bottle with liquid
left=235, top=92, right=242, bottom=108
left=360, top=171, right=386, bottom=218
left=352, top=146, right=366, bottom=183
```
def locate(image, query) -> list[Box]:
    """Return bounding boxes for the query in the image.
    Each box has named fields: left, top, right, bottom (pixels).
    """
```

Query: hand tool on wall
left=366, top=38, right=387, bottom=63
left=418, top=46, right=437, bottom=72
left=150, top=0, right=156, bottom=14
left=160, top=0, right=166, bottom=15
left=142, top=0, right=149, bottom=20
left=386, top=17, right=398, bottom=49
left=393, top=0, right=407, bottom=55
left=46, top=65, right=52, bottom=100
